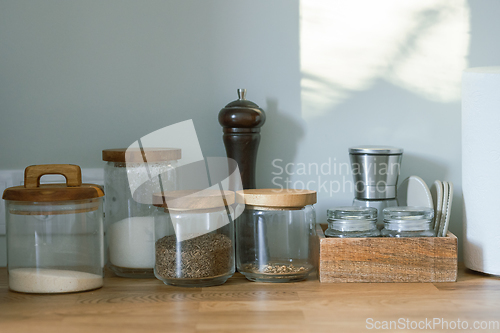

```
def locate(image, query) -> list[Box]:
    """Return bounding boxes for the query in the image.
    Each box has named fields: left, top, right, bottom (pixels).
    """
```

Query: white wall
left=1, top=0, right=499, bottom=262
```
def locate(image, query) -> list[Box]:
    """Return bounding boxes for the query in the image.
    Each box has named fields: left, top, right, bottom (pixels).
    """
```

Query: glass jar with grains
left=153, top=190, right=235, bottom=287
left=236, top=189, right=317, bottom=283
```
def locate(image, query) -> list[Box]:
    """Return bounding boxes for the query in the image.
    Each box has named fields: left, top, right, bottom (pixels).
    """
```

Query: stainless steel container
left=349, top=146, right=403, bottom=228
left=349, top=146, right=403, bottom=200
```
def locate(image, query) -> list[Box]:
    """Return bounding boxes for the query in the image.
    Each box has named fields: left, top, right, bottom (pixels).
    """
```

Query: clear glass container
left=326, top=206, right=379, bottom=238
left=102, top=148, right=180, bottom=278
left=381, top=206, right=436, bottom=237
left=153, top=190, right=235, bottom=287
left=235, top=189, right=317, bottom=283
left=2, top=164, right=105, bottom=294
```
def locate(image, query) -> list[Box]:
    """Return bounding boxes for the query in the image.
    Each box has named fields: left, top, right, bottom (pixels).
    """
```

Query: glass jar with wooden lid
left=102, top=148, right=181, bottom=278
left=153, top=190, right=235, bottom=287
left=235, top=189, right=317, bottom=283
left=2, top=164, right=105, bottom=293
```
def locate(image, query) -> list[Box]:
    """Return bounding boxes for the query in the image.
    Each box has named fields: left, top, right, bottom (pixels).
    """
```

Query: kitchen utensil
left=397, top=176, right=433, bottom=209
left=218, top=89, right=266, bottom=189
left=441, top=181, right=454, bottom=237
left=349, top=146, right=403, bottom=228
left=430, top=180, right=444, bottom=229
left=437, top=181, right=449, bottom=237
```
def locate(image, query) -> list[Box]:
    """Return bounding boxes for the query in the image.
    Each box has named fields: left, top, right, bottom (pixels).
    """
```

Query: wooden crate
left=314, top=224, right=457, bottom=283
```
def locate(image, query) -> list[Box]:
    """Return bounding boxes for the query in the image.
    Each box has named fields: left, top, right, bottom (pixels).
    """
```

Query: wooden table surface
left=1, top=266, right=499, bottom=333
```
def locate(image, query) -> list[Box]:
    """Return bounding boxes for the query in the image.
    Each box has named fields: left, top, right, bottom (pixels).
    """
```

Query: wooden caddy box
left=313, top=224, right=457, bottom=283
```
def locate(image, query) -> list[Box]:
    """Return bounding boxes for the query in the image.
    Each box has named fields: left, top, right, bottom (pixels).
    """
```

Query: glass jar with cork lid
left=153, top=190, right=236, bottom=287
left=102, top=148, right=180, bottom=278
left=235, top=189, right=317, bottom=283
left=2, top=164, right=105, bottom=293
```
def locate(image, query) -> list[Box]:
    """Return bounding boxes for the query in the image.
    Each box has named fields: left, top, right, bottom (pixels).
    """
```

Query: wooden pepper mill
left=218, top=89, right=266, bottom=189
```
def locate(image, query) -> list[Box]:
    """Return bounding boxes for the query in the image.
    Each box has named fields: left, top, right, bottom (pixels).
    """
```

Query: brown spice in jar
left=245, top=263, right=308, bottom=275
left=155, top=233, right=232, bottom=279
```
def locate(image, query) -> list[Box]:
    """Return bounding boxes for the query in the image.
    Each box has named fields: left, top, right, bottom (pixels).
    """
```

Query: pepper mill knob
left=238, top=88, right=246, bottom=100
left=218, top=89, right=266, bottom=189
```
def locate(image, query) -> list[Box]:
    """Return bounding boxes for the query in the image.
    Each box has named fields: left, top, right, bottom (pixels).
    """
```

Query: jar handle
left=24, top=164, right=83, bottom=188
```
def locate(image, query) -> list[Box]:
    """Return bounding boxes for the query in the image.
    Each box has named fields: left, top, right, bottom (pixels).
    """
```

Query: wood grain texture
left=25, top=164, right=82, bottom=188
left=153, top=190, right=235, bottom=210
left=0, top=266, right=499, bottom=333
left=218, top=89, right=266, bottom=190
left=3, top=164, right=104, bottom=202
left=236, top=189, right=317, bottom=208
left=102, top=148, right=182, bottom=163
left=317, top=224, right=458, bottom=283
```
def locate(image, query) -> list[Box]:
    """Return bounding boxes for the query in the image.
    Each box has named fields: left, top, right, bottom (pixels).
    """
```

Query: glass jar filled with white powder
left=102, top=148, right=180, bottom=278
left=2, top=164, right=105, bottom=294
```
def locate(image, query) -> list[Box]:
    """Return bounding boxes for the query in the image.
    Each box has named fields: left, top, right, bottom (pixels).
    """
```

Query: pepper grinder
left=349, top=145, right=403, bottom=228
left=218, top=89, right=266, bottom=189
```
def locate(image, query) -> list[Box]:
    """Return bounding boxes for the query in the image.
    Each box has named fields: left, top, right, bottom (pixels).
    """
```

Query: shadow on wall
left=257, top=98, right=305, bottom=189
left=399, top=153, right=448, bottom=186
left=300, top=0, right=470, bottom=119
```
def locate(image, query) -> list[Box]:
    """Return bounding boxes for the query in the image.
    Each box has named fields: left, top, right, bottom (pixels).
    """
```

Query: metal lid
left=236, top=189, right=316, bottom=208
left=153, top=190, right=235, bottom=210
left=327, top=206, right=377, bottom=220
left=102, top=148, right=181, bottom=163
left=2, top=164, right=104, bottom=202
left=349, top=145, right=403, bottom=155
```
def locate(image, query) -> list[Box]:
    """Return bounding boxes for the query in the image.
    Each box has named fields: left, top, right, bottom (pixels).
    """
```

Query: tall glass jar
left=153, top=190, right=235, bottom=287
left=102, top=148, right=180, bottom=278
left=2, top=164, right=105, bottom=293
left=326, top=206, right=379, bottom=238
left=381, top=206, right=436, bottom=237
left=236, top=189, right=317, bottom=283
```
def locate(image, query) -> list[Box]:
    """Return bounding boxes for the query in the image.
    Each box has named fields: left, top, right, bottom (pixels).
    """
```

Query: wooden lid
left=2, top=164, right=104, bottom=202
left=102, top=148, right=181, bottom=163
left=236, top=189, right=317, bottom=208
left=153, top=190, right=235, bottom=210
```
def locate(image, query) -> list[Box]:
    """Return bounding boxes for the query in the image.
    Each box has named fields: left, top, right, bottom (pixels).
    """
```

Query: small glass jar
left=2, top=164, right=105, bottom=293
left=381, top=206, right=436, bottom=237
left=236, top=189, right=317, bottom=283
left=326, top=206, right=379, bottom=238
left=153, top=190, right=235, bottom=287
left=102, top=148, right=180, bottom=278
